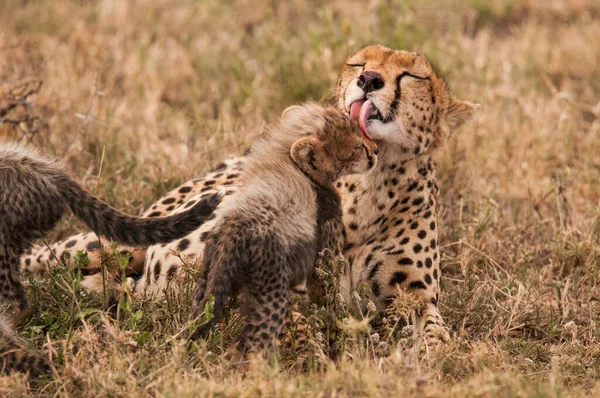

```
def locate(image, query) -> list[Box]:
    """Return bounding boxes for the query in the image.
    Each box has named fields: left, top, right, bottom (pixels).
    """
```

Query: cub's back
left=219, top=161, right=318, bottom=249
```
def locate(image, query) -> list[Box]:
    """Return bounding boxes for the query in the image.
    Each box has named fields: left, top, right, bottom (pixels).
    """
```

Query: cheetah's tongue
left=358, top=100, right=376, bottom=141
left=350, top=100, right=374, bottom=141
left=350, top=100, right=364, bottom=121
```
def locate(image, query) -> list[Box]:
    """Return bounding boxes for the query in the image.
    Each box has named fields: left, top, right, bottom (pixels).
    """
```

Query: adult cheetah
left=21, top=45, right=480, bottom=344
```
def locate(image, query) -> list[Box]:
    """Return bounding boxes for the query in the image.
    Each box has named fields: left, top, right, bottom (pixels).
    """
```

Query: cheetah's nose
left=357, top=71, right=384, bottom=93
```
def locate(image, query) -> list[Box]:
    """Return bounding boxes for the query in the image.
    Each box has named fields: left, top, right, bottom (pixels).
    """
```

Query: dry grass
left=1, top=0, right=600, bottom=396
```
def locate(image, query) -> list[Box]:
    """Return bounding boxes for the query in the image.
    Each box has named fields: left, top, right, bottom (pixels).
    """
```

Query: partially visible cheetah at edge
left=22, top=45, right=481, bottom=346
left=0, top=142, right=222, bottom=375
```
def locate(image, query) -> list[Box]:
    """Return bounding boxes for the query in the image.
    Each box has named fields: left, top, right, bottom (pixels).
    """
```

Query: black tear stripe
left=387, top=73, right=430, bottom=123
left=388, top=74, right=403, bottom=120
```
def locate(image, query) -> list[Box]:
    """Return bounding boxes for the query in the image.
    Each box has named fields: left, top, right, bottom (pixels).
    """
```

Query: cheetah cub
left=188, top=103, right=377, bottom=359
left=0, top=142, right=222, bottom=375
left=0, top=142, right=222, bottom=322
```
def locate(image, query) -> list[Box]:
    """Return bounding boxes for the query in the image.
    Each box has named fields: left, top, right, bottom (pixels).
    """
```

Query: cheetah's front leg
left=414, top=301, right=449, bottom=348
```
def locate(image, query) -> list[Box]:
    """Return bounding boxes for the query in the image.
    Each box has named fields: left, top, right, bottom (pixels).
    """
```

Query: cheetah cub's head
left=290, top=108, right=378, bottom=186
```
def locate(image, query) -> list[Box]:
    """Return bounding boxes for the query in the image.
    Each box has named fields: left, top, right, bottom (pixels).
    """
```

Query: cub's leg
left=188, top=276, right=214, bottom=340
left=234, top=274, right=290, bottom=359
left=0, top=244, right=30, bottom=324
left=0, top=244, right=50, bottom=376
left=308, top=218, right=345, bottom=306
left=0, top=314, right=49, bottom=376
left=188, top=258, right=233, bottom=341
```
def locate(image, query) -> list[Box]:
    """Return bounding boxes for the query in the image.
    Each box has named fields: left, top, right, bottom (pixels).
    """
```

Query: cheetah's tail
left=60, top=175, right=223, bottom=247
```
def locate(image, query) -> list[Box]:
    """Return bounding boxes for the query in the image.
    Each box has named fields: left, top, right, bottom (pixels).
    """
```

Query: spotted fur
left=21, top=45, right=480, bottom=347
left=0, top=142, right=222, bottom=374
left=188, top=104, right=377, bottom=358
left=0, top=312, right=48, bottom=376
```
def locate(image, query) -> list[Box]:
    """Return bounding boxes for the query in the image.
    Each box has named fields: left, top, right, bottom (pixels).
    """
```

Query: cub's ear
left=281, top=105, right=303, bottom=118
left=447, top=98, right=482, bottom=130
left=291, top=137, right=320, bottom=172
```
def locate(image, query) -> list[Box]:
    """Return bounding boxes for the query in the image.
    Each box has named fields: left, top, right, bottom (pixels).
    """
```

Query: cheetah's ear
left=447, top=98, right=481, bottom=130
left=291, top=137, right=321, bottom=173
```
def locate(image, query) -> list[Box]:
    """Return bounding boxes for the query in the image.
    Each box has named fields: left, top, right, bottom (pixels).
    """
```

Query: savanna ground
left=1, top=0, right=600, bottom=396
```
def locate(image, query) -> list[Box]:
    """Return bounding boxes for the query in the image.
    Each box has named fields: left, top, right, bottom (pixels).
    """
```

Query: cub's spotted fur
left=22, top=45, right=480, bottom=348
left=188, top=104, right=377, bottom=358
left=0, top=142, right=222, bottom=374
